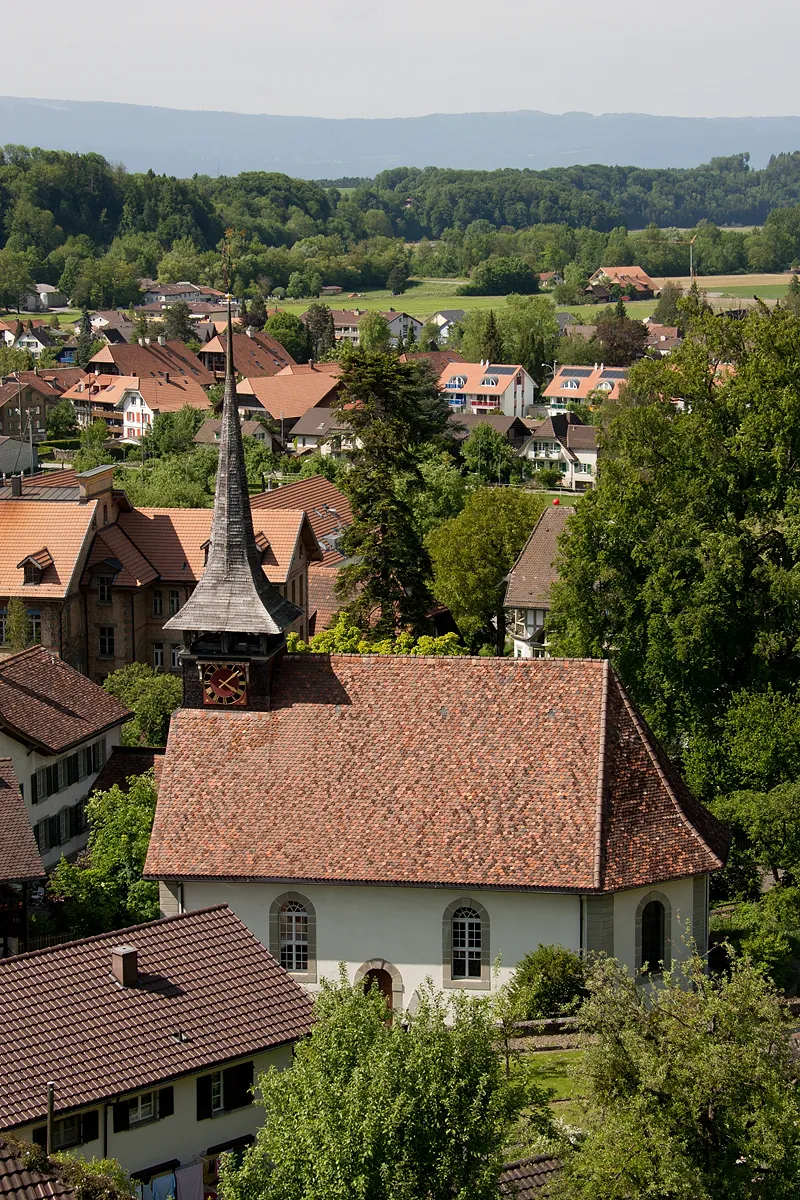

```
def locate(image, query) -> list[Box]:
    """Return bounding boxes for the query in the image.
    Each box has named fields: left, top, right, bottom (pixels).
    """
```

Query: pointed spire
left=164, top=296, right=301, bottom=638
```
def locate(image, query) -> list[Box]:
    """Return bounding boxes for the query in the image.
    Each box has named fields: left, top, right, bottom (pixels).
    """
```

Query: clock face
left=201, top=661, right=248, bottom=707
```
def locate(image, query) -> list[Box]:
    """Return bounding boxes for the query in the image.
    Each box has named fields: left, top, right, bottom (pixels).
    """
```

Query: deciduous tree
left=45, top=399, right=78, bottom=440
left=265, top=311, right=310, bottom=362
left=103, top=661, right=183, bottom=746
left=358, top=310, right=392, bottom=353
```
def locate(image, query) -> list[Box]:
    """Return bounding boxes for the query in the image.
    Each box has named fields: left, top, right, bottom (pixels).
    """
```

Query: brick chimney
left=111, top=945, right=138, bottom=987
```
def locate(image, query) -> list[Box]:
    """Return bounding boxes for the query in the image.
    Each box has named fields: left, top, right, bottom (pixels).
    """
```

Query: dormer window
left=596, top=381, right=613, bottom=391
left=24, top=563, right=42, bottom=586
left=445, top=375, right=467, bottom=389
left=17, top=548, right=53, bottom=585
left=560, top=379, right=579, bottom=390
left=480, top=377, right=499, bottom=388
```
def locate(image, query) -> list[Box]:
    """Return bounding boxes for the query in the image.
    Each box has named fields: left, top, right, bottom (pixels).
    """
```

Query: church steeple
left=164, top=297, right=301, bottom=706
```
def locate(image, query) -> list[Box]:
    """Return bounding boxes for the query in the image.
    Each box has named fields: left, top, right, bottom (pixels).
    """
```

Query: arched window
left=636, top=891, right=671, bottom=977
left=446, top=375, right=467, bottom=389
left=279, top=901, right=308, bottom=972
left=452, top=907, right=482, bottom=978
left=480, top=376, right=499, bottom=388
left=442, top=898, right=490, bottom=989
left=269, top=892, right=316, bottom=982
left=561, top=379, right=579, bottom=390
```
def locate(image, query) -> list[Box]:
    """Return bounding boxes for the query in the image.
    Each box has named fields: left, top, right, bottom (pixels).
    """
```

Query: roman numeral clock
left=200, top=661, right=249, bottom=707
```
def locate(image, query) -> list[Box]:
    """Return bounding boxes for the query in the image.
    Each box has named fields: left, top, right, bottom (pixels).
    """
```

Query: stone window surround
left=635, top=890, right=672, bottom=978
left=442, top=896, right=491, bottom=990
left=354, top=958, right=404, bottom=1011
left=268, top=891, right=317, bottom=984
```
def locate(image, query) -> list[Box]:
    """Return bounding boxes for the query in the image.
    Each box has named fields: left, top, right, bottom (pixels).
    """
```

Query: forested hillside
left=4, top=145, right=800, bottom=309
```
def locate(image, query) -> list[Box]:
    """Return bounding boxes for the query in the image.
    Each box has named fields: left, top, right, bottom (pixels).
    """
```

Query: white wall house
left=438, top=362, right=537, bottom=417
left=147, top=656, right=729, bottom=1009
left=503, top=504, right=573, bottom=660
left=0, top=647, right=128, bottom=868
left=0, top=908, right=312, bottom=1193
left=521, top=415, right=598, bottom=491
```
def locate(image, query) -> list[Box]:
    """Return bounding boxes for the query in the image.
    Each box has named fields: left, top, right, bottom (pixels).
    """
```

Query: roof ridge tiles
left=0, top=903, right=232, bottom=967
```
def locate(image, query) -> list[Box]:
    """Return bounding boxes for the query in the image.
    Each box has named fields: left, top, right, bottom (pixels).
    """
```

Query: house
left=141, top=282, right=228, bottom=307
left=75, top=311, right=134, bottom=343
left=300, top=309, right=423, bottom=348
left=143, top=311, right=728, bottom=1002
left=428, top=310, right=465, bottom=342
left=0, top=465, right=122, bottom=672
left=0, top=906, right=313, bottom=1184
left=289, top=408, right=358, bottom=457
left=198, top=330, right=294, bottom=379
left=0, top=757, right=43, bottom=954
left=0, top=647, right=129, bottom=869
left=320, top=284, right=343, bottom=295
left=504, top=503, right=573, bottom=658
left=586, top=266, right=657, bottom=301
left=562, top=324, right=597, bottom=342
left=115, top=377, right=212, bottom=440
left=0, top=436, right=38, bottom=477
left=60, top=374, right=136, bottom=435
left=0, top=374, right=62, bottom=441
left=644, top=322, right=682, bottom=355
left=236, top=369, right=341, bottom=433
left=542, top=364, right=627, bottom=414
left=193, top=419, right=279, bottom=451
left=22, top=284, right=68, bottom=312
left=12, top=323, right=58, bottom=361
left=448, top=413, right=530, bottom=451
left=520, top=414, right=598, bottom=489
left=438, top=362, right=537, bottom=418
left=86, top=340, right=214, bottom=387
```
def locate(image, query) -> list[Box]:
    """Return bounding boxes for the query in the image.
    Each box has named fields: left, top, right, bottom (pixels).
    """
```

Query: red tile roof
left=307, top=563, right=343, bottom=633
left=0, top=759, right=43, bottom=883
left=504, top=505, right=574, bottom=609
left=0, top=648, right=130, bottom=755
left=116, top=507, right=320, bottom=585
left=543, top=365, right=627, bottom=402
left=90, top=746, right=164, bottom=796
left=199, top=332, right=295, bottom=378
left=0, top=906, right=313, bottom=1128
left=236, top=373, right=340, bottom=420
left=81, top=523, right=159, bottom=589
left=250, top=476, right=352, bottom=564
left=146, top=656, right=727, bottom=892
left=0, top=501, right=97, bottom=599
left=87, top=341, right=214, bottom=387
left=136, top=376, right=212, bottom=414
left=0, top=1136, right=77, bottom=1200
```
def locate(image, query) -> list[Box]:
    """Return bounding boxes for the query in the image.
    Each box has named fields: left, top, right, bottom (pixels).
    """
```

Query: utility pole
left=46, top=1082, right=55, bottom=1155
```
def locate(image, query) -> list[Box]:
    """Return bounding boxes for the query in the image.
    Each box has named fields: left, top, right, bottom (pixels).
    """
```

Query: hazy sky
left=4, top=0, right=797, bottom=119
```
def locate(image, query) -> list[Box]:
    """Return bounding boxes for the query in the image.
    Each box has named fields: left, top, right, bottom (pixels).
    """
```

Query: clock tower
left=163, top=299, right=302, bottom=711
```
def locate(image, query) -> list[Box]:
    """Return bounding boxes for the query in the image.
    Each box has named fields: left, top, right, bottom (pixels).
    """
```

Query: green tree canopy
left=162, top=299, right=193, bottom=342
left=304, top=302, right=335, bottom=358
left=556, top=948, right=800, bottom=1200
left=5, top=597, right=32, bottom=650
left=103, top=661, right=182, bottom=746
left=48, top=771, right=159, bottom=936
left=461, top=423, right=518, bottom=485
left=45, top=399, right=78, bottom=440
left=115, top=447, right=218, bottom=507
left=288, top=613, right=466, bottom=656
left=143, top=405, right=207, bottom=457
left=653, top=279, right=684, bottom=326
left=358, top=311, right=392, bottom=353
left=73, top=419, right=109, bottom=471
left=427, top=489, right=549, bottom=646
left=264, top=311, right=310, bottom=362
left=220, top=973, right=548, bottom=1200
left=459, top=255, right=539, bottom=296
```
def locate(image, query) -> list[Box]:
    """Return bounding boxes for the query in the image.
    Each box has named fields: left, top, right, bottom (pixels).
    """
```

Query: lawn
left=526, top=1048, right=585, bottom=1115
left=1, top=309, right=82, bottom=326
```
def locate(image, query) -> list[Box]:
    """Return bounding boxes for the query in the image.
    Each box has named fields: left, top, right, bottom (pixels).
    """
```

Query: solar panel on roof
left=562, top=368, right=592, bottom=378
left=600, top=368, right=627, bottom=378
left=489, top=365, right=516, bottom=375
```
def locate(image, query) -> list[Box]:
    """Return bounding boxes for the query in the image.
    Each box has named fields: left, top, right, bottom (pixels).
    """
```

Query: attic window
left=23, top=563, right=42, bottom=586
left=480, top=377, right=499, bottom=388
left=254, top=531, right=271, bottom=559
left=17, top=548, right=53, bottom=584
left=445, top=376, right=467, bottom=389
left=561, top=380, right=579, bottom=390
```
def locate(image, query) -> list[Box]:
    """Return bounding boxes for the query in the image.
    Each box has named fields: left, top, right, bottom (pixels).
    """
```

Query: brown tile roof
left=116, top=507, right=320, bottom=585
left=0, top=759, right=43, bottom=883
left=236, top=373, right=340, bottom=421
left=0, top=1136, right=76, bottom=1200
left=87, top=341, right=214, bottom=386
left=307, top=563, right=342, bottom=634
left=437, top=362, right=527, bottom=396
left=0, top=647, right=130, bottom=755
left=136, top=377, right=211, bottom=414
left=146, top=656, right=727, bottom=893
left=289, top=408, right=348, bottom=439
left=32, top=368, right=86, bottom=393
left=250, top=476, right=352, bottom=564
left=543, top=365, right=627, bottom=402
left=193, top=419, right=269, bottom=444
left=276, top=362, right=342, bottom=377
left=0, top=501, right=97, bottom=598
left=499, top=1156, right=561, bottom=1197
left=504, top=505, right=574, bottom=609
left=0, top=906, right=313, bottom=1129
left=199, top=332, right=295, bottom=378
left=13, top=374, right=63, bottom=399
left=399, top=350, right=467, bottom=373
left=81, top=522, right=159, bottom=589
left=448, top=414, right=530, bottom=442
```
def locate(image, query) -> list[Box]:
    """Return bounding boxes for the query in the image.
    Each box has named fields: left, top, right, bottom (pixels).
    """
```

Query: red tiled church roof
left=146, top=656, right=726, bottom=892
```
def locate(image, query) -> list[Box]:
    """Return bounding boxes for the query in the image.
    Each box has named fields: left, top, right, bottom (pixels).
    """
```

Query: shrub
left=508, top=944, right=585, bottom=1019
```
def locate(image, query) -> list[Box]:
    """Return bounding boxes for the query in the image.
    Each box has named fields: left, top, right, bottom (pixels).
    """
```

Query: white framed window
left=445, top=375, right=467, bottom=389
left=170, top=645, right=180, bottom=670
left=52, top=1115, right=81, bottom=1150
left=153, top=643, right=164, bottom=669
left=451, top=907, right=482, bottom=979
left=129, top=1092, right=156, bottom=1126
left=280, top=901, right=309, bottom=972
left=169, top=589, right=180, bottom=615
left=210, top=1071, right=223, bottom=1114
left=561, top=380, right=579, bottom=390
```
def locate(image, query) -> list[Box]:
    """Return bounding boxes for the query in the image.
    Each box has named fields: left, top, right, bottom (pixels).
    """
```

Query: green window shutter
left=585, top=895, right=614, bottom=956
left=158, top=1086, right=174, bottom=1119
left=222, top=1062, right=254, bottom=1111
left=196, top=1074, right=213, bottom=1121
left=81, top=1110, right=99, bottom=1144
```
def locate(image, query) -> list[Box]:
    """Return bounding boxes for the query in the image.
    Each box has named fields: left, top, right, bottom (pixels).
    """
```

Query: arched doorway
left=363, top=967, right=393, bottom=1008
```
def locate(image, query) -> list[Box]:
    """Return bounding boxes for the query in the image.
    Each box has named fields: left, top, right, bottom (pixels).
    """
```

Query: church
left=144, top=307, right=728, bottom=1010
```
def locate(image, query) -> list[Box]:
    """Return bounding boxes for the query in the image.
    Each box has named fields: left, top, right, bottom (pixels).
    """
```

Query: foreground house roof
left=0, top=906, right=313, bottom=1129
left=0, top=1136, right=77, bottom=1200
left=0, top=502, right=98, bottom=598
left=146, top=656, right=727, bottom=893
left=0, top=759, right=43, bottom=883
left=251, top=475, right=352, bottom=564
left=499, top=1156, right=561, bottom=1198
left=0, top=648, right=130, bottom=755
left=87, top=340, right=214, bottom=387
left=504, top=505, right=574, bottom=609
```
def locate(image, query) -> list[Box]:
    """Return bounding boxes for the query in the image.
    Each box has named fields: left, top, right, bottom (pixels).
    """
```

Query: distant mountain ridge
left=3, top=96, right=800, bottom=179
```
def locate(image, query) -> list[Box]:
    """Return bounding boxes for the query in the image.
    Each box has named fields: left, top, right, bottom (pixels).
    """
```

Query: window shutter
left=48, top=814, right=61, bottom=848
left=81, top=1110, right=100, bottom=1144
left=32, top=1126, right=47, bottom=1148
left=222, top=1062, right=254, bottom=1111
left=30, top=773, right=39, bottom=805
left=584, top=895, right=615, bottom=956
left=158, top=1086, right=174, bottom=1119
left=112, top=1102, right=130, bottom=1133
left=196, top=1074, right=213, bottom=1121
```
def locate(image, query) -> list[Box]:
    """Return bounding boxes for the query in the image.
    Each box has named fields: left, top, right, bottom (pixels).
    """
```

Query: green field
left=1, top=309, right=82, bottom=326
left=703, top=283, right=789, bottom=299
